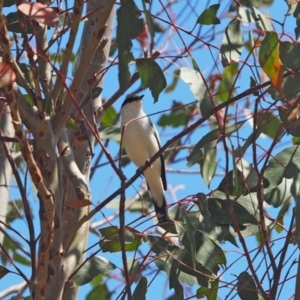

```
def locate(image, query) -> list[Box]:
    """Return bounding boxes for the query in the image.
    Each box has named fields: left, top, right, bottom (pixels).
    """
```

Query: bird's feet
left=145, top=159, right=153, bottom=169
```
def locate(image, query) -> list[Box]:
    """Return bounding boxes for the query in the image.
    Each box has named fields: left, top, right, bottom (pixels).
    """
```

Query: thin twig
left=0, top=132, right=37, bottom=280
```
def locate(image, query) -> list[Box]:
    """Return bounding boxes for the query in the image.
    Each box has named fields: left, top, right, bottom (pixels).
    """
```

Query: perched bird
left=121, top=94, right=168, bottom=223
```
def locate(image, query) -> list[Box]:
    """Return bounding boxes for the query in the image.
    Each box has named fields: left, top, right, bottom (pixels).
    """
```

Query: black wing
left=151, top=121, right=167, bottom=191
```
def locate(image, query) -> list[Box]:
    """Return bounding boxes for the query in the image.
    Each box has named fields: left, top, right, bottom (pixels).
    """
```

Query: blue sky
left=1, top=1, right=298, bottom=299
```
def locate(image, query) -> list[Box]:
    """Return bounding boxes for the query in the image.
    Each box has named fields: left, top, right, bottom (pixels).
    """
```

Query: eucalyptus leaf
left=220, top=19, right=243, bottom=67
left=197, top=4, right=220, bottom=25
left=73, top=256, right=116, bottom=286
left=100, top=125, right=121, bottom=142
left=117, top=0, right=143, bottom=91
left=264, top=145, right=300, bottom=190
left=136, top=58, right=166, bottom=101
left=187, top=120, right=246, bottom=166
left=237, top=272, right=259, bottom=300
left=180, top=67, right=206, bottom=101
left=133, top=277, right=147, bottom=300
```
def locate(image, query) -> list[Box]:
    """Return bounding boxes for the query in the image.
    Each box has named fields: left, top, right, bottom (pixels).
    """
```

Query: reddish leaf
left=259, top=32, right=284, bottom=95
left=136, top=20, right=149, bottom=48
left=68, top=200, right=92, bottom=208
left=18, top=2, right=59, bottom=27
left=0, top=62, right=16, bottom=88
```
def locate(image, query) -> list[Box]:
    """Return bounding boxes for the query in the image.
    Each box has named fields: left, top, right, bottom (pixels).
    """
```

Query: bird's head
left=121, top=94, right=144, bottom=110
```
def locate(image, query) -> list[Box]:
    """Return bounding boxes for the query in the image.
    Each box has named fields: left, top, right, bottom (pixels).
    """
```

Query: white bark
left=0, top=102, right=14, bottom=254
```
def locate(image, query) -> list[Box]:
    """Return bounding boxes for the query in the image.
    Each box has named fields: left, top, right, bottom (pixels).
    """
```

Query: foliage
left=0, top=0, right=300, bottom=300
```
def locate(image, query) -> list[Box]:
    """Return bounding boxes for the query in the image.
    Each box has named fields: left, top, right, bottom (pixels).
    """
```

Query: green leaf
left=217, top=168, right=248, bottom=196
left=99, top=226, right=144, bottom=252
left=275, top=198, right=291, bottom=233
left=49, top=48, right=76, bottom=64
left=117, top=0, right=143, bottom=91
left=6, top=199, right=24, bottom=223
left=238, top=6, right=257, bottom=23
left=235, top=158, right=262, bottom=193
left=182, top=210, right=196, bottom=266
left=147, top=236, right=170, bottom=256
left=153, top=21, right=165, bottom=33
left=118, top=49, right=133, bottom=91
left=6, top=12, right=35, bottom=34
left=207, top=197, right=258, bottom=226
left=165, top=69, right=180, bottom=93
left=127, top=258, right=141, bottom=283
left=291, top=174, right=300, bottom=248
left=17, top=63, right=33, bottom=87
left=177, top=210, right=227, bottom=271
left=237, top=272, right=259, bottom=300
left=199, top=141, right=217, bottom=186
left=23, top=94, right=34, bottom=107
left=65, top=117, right=76, bottom=130
left=259, top=32, right=283, bottom=94
left=147, top=236, right=211, bottom=287
left=169, top=260, right=184, bottom=300
left=100, top=125, right=121, bottom=142
left=86, top=283, right=111, bottom=300
left=158, top=101, right=193, bottom=128
left=197, top=4, right=220, bottom=25
left=196, top=192, right=212, bottom=227
left=264, top=178, right=293, bottom=207
left=3, top=236, right=17, bottom=254
left=190, top=55, right=201, bottom=72
left=73, top=256, right=116, bottom=286
left=101, top=106, right=118, bottom=127
left=215, top=62, right=239, bottom=102
left=187, top=120, right=246, bottom=166
left=293, top=136, right=300, bottom=145
left=136, top=58, right=166, bottom=102
left=264, top=145, right=300, bottom=190
left=141, top=1, right=155, bottom=41
left=220, top=19, right=243, bottom=67
left=238, top=6, right=271, bottom=31
left=234, top=117, right=275, bottom=158
left=193, top=230, right=222, bottom=274
left=110, top=190, right=152, bottom=212
left=196, top=279, right=218, bottom=300
left=218, top=159, right=268, bottom=196
left=175, top=219, right=196, bottom=269
left=0, top=265, right=10, bottom=279
left=180, top=67, right=206, bottom=101
left=90, top=273, right=104, bottom=288
left=281, top=42, right=300, bottom=69
left=256, top=111, right=283, bottom=139
left=285, top=0, right=299, bottom=15
left=199, top=91, right=214, bottom=118
left=133, top=277, right=147, bottom=300
left=13, top=252, right=31, bottom=266
left=293, top=4, right=300, bottom=39
left=252, top=7, right=272, bottom=31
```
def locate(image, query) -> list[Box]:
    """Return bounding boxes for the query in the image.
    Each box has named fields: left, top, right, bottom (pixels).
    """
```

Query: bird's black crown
left=121, top=94, right=144, bottom=108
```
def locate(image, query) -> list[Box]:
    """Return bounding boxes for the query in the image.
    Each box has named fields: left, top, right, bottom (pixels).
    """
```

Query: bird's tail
left=153, top=197, right=169, bottom=223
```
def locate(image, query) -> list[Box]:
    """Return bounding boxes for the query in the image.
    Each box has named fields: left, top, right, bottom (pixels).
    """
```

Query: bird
left=120, top=94, right=169, bottom=223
